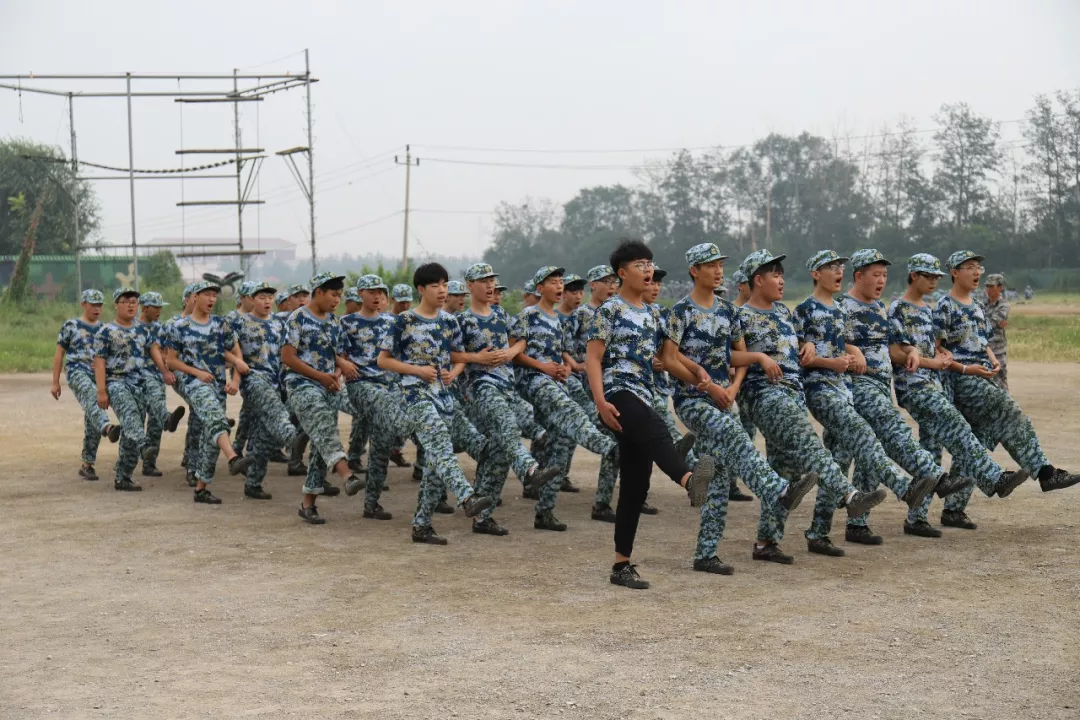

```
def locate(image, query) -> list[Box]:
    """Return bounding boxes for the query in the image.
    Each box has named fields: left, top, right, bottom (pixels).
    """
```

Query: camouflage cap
left=738, top=249, right=787, bottom=280
left=310, top=271, right=346, bottom=291
left=138, top=291, right=168, bottom=307
left=236, top=281, right=257, bottom=298
left=651, top=266, right=668, bottom=282
left=391, top=284, right=413, bottom=302
left=80, top=289, right=105, bottom=304
left=532, top=265, right=565, bottom=286
left=495, top=282, right=508, bottom=292
left=731, top=269, right=749, bottom=285
left=274, top=290, right=288, bottom=306
left=182, top=283, right=197, bottom=301
left=805, top=250, right=850, bottom=272
left=447, top=280, right=467, bottom=295
left=189, top=280, right=221, bottom=295
left=849, top=249, right=891, bottom=271
left=984, top=273, right=1005, bottom=287
left=907, top=253, right=946, bottom=277
left=356, top=274, right=389, bottom=292
left=523, top=280, right=540, bottom=297
left=112, top=286, right=140, bottom=302
left=946, top=249, right=985, bottom=270
left=685, top=242, right=728, bottom=266
left=249, top=280, right=278, bottom=297
left=563, top=273, right=585, bottom=287
left=343, top=287, right=362, bottom=304
left=587, top=264, right=616, bottom=282
left=464, top=262, right=498, bottom=282
left=287, top=283, right=308, bottom=298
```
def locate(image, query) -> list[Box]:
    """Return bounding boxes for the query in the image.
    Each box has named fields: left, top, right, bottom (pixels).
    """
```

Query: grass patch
left=0, top=302, right=82, bottom=373
left=1008, top=314, right=1080, bottom=362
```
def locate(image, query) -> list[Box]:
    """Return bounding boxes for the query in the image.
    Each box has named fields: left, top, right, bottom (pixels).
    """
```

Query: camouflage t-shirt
left=934, top=295, right=992, bottom=369
left=667, top=295, right=744, bottom=404
left=837, top=294, right=892, bottom=389
left=512, top=305, right=570, bottom=394
left=983, top=297, right=1009, bottom=359
left=887, top=299, right=942, bottom=403
left=94, top=322, right=147, bottom=386
left=235, top=312, right=285, bottom=386
left=135, top=318, right=164, bottom=381
left=589, top=295, right=664, bottom=404
left=339, top=311, right=396, bottom=387
left=284, top=306, right=343, bottom=391
left=57, top=317, right=102, bottom=376
left=165, top=315, right=237, bottom=393
left=569, top=304, right=598, bottom=367
left=738, top=302, right=803, bottom=396
left=380, top=308, right=462, bottom=413
left=650, top=303, right=675, bottom=396
left=792, top=296, right=850, bottom=395
left=457, top=305, right=516, bottom=392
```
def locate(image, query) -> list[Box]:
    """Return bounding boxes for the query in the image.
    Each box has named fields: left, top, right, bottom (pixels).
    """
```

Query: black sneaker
left=232, top=443, right=244, bottom=459
left=269, top=449, right=289, bottom=463
left=165, top=406, right=186, bottom=433
left=807, top=536, right=846, bottom=557
left=591, top=504, right=616, bottom=523
left=389, top=449, right=411, bottom=468
left=193, top=488, right=221, bottom=504
left=363, top=503, right=393, bottom=520
left=610, top=563, right=649, bottom=590
left=674, top=432, right=697, bottom=460
left=845, top=488, right=888, bottom=518
left=693, top=556, right=734, bottom=575
left=845, top=525, right=883, bottom=545
left=434, top=500, right=454, bottom=514
left=472, top=518, right=509, bottom=536
left=227, top=455, right=252, bottom=477
left=1038, top=466, right=1080, bottom=492
left=411, top=466, right=424, bottom=482
left=993, top=469, right=1030, bottom=498
left=344, top=474, right=366, bottom=497
left=522, top=486, right=540, bottom=501
left=752, top=543, right=794, bottom=565
left=903, top=474, right=939, bottom=510
left=684, top=455, right=715, bottom=508
left=298, top=504, right=325, bottom=524
left=347, top=458, right=367, bottom=474
left=287, top=462, right=308, bottom=476
left=935, top=472, right=976, bottom=498
left=78, top=465, right=99, bottom=481
left=461, top=495, right=493, bottom=518
left=114, top=478, right=142, bottom=492
left=780, top=472, right=818, bottom=512
left=140, top=445, right=156, bottom=467
left=186, top=472, right=197, bottom=488
left=640, top=500, right=659, bottom=515
left=523, top=465, right=560, bottom=493
left=941, top=510, right=977, bottom=530
left=729, top=481, right=754, bottom=502
left=559, top=478, right=580, bottom=493
left=104, top=424, right=122, bottom=443
left=411, top=525, right=447, bottom=545
left=226, top=417, right=236, bottom=429
left=244, top=486, right=272, bottom=500
left=322, top=483, right=341, bottom=497
left=534, top=510, right=568, bottom=531
left=903, top=520, right=943, bottom=538
left=141, top=465, right=163, bottom=478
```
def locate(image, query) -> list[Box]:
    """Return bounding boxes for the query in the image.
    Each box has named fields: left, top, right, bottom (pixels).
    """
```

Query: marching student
left=165, top=284, right=202, bottom=486
left=343, top=286, right=370, bottom=475
left=136, top=291, right=185, bottom=477
left=726, top=268, right=756, bottom=503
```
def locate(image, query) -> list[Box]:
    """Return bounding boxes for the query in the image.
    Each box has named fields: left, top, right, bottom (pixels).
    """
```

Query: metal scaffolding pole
left=126, top=72, right=139, bottom=289
left=306, top=49, right=316, bottom=277
left=69, top=93, right=82, bottom=294
left=233, top=69, right=246, bottom=276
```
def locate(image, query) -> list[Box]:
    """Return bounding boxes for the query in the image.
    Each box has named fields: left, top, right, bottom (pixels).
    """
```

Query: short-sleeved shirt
left=57, top=318, right=102, bottom=376
left=380, top=309, right=461, bottom=413
left=339, top=312, right=396, bottom=387
left=792, top=296, right=850, bottom=395
left=556, top=307, right=582, bottom=363
left=284, top=307, right=342, bottom=391
left=512, top=305, right=570, bottom=393
left=738, top=302, right=803, bottom=396
left=837, top=295, right=892, bottom=389
left=667, top=295, right=744, bottom=405
left=935, top=295, right=992, bottom=369
left=887, top=299, right=942, bottom=403
left=165, top=315, right=237, bottom=393
left=457, top=305, right=516, bottom=392
left=649, top=303, right=675, bottom=396
left=589, top=295, right=664, bottom=404
left=983, top=297, right=1010, bottom=359
left=94, top=322, right=147, bottom=386
left=569, top=304, right=598, bottom=367
left=235, top=312, right=285, bottom=386
left=135, top=318, right=164, bottom=381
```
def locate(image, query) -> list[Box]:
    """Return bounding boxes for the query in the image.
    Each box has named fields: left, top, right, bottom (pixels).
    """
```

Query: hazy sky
left=2, top=0, right=1078, bottom=265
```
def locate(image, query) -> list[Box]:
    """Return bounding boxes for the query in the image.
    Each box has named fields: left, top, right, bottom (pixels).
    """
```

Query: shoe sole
left=936, top=474, right=977, bottom=499
left=845, top=530, right=884, bottom=545
left=609, top=575, right=650, bottom=590
left=995, top=469, right=1030, bottom=498
left=846, top=487, right=888, bottom=517
left=525, top=466, right=560, bottom=493
left=941, top=517, right=977, bottom=530
left=472, top=525, right=509, bottom=536
left=229, top=457, right=253, bottom=476
left=412, top=535, right=447, bottom=545
left=693, top=561, right=734, bottom=576
left=114, top=485, right=143, bottom=492
left=166, top=406, right=186, bottom=433
left=780, top=471, right=818, bottom=512
left=463, top=495, right=493, bottom=518
left=591, top=512, right=616, bottom=523
left=107, top=426, right=122, bottom=443
left=905, top=474, right=940, bottom=510
left=298, top=510, right=326, bottom=524
left=807, top=544, right=846, bottom=557
left=903, top=525, right=942, bottom=538
left=639, top=506, right=660, bottom=515
left=687, top=456, right=715, bottom=508
left=752, top=551, right=794, bottom=565
left=194, top=497, right=222, bottom=504
left=1040, top=473, right=1080, bottom=492
left=363, top=512, right=393, bottom=520
left=674, top=432, right=697, bottom=459
left=345, top=481, right=365, bottom=497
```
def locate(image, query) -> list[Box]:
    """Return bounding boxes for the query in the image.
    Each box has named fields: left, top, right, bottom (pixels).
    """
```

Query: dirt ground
left=2, top=364, right=1078, bottom=720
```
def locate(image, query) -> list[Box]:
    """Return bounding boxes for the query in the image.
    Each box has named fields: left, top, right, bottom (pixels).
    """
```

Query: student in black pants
left=586, top=238, right=714, bottom=590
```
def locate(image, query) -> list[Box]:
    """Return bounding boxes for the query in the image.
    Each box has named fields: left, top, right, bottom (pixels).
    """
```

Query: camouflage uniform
left=57, top=314, right=110, bottom=464
left=982, top=274, right=1009, bottom=392
left=94, top=314, right=151, bottom=483
left=135, top=312, right=172, bottom=469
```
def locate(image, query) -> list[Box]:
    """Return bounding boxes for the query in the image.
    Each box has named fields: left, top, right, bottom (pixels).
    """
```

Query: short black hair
left=253, top=289, right=276, bottom=298
left=609, top=237, right=652, bottom=270
left=413, top=262, right=449, bottom=289
left=315, top=279, right=345, bottom=293
left=564, top=279, right=586, bottom=292
left=751, top=260, right=784, bottom=289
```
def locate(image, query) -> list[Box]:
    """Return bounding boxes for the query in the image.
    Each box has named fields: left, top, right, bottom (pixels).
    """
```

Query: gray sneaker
left=845, top=488, right=888, bottom=518
left=684, top=456, right=715, bottom=508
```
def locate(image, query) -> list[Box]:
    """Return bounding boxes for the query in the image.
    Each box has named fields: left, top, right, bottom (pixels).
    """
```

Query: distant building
left=151, top=237, right=297, bottom=264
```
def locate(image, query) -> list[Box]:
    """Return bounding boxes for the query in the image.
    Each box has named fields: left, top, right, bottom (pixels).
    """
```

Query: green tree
left=932, top=103, right=1003, bottom=228
left=145, top=250, right=183, bottom=290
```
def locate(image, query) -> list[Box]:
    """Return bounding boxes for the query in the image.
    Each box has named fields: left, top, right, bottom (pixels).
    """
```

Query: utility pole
left=68, top=93, right=81, bottom=295
left=126, top=72, right=139, bottom=290
left=394, top=145, right=419, bottom=272
left=305, top=48, right=316, bottom=278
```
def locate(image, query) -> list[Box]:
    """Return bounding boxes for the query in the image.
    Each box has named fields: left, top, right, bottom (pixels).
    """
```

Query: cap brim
left=115, top=291, right=140, bottom=300
left=199, top=285, right=222, bottom=293
left=469, top=273, right=498, bottom=281
left=255, top=287, right=278, bottom=296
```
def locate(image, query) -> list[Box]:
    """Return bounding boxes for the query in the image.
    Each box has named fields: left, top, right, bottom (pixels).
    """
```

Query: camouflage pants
left=471, top=382, right=546, bottom=520
left=187, top=382, right=229, bottom=484
left=676, top=397, right=789, bottom=560
left=806, top=385, right=911, bottom=540
left=736, top=400, right=757, bottom=441
left=993, top=357, right=1009, bottom=392
left=744, top=384, right=855, bottom=544
left=107, top=380, right=149, bottom=483
left=345, top=381, right=406, bottom=508
left=348, top=413, right=369, bottom=465
left=234, top=394, right=252, bottom=450
left=67, top=368, right=109, bottom=464
left=288, top=383, right=348, bottom=495
left=242, top=374, right=301, bottom=489
left=566, top=374, right=621, bottom=508
left=510, top=391, right=545, bottom=442
left=172, top=381, right=201, bottom=472
left=142, top=375, right=170, bottom=468
left=403, top=400, right=477, bottom=527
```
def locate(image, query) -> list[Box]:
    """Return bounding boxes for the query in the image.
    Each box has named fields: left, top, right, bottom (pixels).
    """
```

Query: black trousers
left=609, top=390, right=691, bottom=558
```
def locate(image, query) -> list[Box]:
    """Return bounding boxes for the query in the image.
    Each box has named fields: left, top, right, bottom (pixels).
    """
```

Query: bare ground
left=1, top=363, right=1078, bottom=719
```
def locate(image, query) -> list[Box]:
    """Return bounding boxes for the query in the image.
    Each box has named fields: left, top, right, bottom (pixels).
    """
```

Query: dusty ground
left=1, top=363, right=1078, bottom=719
